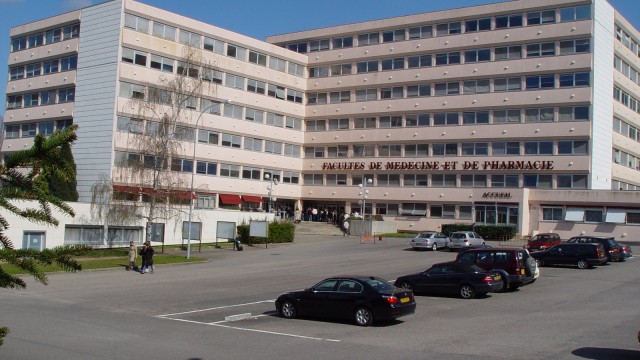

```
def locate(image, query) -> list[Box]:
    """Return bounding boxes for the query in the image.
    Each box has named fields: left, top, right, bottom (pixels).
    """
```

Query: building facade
left=4, top=0, right=640, bottom=248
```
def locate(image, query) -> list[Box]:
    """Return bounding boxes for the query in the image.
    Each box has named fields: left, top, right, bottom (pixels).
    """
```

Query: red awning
left=219, top=194, right=242, bottom=205
left=113, top=185, right=153, bottom=195
left=242, top=195, right=263, bottom=203
left=171, top=190, right=196, bottom=200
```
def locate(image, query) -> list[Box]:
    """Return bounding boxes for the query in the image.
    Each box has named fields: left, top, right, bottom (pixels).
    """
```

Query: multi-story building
left=3, top=0, right=640, bottom=248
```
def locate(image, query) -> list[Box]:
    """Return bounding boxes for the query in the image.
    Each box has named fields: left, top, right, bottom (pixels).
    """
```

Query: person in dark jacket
left=140, top=241, right=155, bottom=274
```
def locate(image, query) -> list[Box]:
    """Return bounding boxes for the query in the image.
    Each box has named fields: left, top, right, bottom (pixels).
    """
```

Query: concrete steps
left=294, top=221, right=344, bottom=236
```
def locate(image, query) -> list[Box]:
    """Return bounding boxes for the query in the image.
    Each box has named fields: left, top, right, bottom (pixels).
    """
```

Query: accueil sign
left=321, top=160, right=554, bottom=171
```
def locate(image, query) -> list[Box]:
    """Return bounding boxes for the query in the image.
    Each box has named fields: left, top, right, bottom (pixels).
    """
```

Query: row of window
left=616, top=25, right=640, bottom=60
left=282, top=5, right=591, bottom=53
left=4, top=119, right=73, bottom=139
left=302, top=173, right=588, bottom=189
left=306, top=106, right=589, bottom=132
left=305, top=140, right=588, bottom=159
left=10, top=23, right=80, bottom=52
left=6, top=87, right=75, bottom=110
left=309, top=73, right=590, bottom=105
left=613, top=86, right=640, bottom=116
left=613, top=149, right=640, bottom=172
left=358, top=203, right=474, bottom=219
left=614, top=56, right=640, bottom=87
left=613, top=180, right=640, bottom=191
left=9, top=55, right=78, bottom=81
left=116, top=116, right=302, bottom=157
left=543, top=206, right=640, bottom=225
left=123, top=13, right=305, bottom=77
left=613, top=117, right=640, bottom=144
left=309, top=39, right=590, bottom=78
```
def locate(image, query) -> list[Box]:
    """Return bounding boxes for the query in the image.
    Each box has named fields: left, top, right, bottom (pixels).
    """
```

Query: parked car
left=620, top=244, right=633, bottom=259
left=448, top=231, right=485, bottom=251
left=276, top=276, right=416, bottom=327
left=409, top=232, right=450, bottom=251
left=525, top=233, right=561, bottom=252
left=566, top=236, right=624, bottom=262
left=455, top=248, right=537, bottom=291
left=394, top=261, right=503, bottom=299
left=530, top=243, right=608, bottom=269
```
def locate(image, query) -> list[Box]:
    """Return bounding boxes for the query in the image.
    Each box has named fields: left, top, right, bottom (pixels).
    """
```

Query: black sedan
left=394, top=262, right=503, bottom=299
left=275, top=276, right=416, bottom=326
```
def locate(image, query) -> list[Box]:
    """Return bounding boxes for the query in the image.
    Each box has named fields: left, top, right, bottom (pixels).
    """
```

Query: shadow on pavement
left=571, top=347, right=640, bottom=359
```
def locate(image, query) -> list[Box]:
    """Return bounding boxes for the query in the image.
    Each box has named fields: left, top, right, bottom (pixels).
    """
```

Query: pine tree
left=46, top=142, right=79, bottom=201
left=0, top=124, right=90, bottom=346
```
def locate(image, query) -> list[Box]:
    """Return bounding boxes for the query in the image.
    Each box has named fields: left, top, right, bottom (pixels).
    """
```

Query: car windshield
left=530, top=235, right=548, bottom=242
left=606, top=239, right=617, bottom=246
left=364, top=278, right=395, bottom=292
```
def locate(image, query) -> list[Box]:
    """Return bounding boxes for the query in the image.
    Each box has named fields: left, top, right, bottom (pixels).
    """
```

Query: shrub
left=236, top=220, right=295, bottom=245
left=441, top=223, right=516, bottom=240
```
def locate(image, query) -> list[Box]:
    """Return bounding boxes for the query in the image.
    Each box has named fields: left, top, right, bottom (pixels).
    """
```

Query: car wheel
left=577, top=259, right=589, bottom=269
left=431, top=243, right=438, bottom=251
left=459, top=284, right=475, bottom=299
left=279, top=300, right=296, bottom=319
left=535, top=258, right=544, bottom=267
left=354, top=307, right=373, bottom=327
left=398, top=281, right=413, bottom=292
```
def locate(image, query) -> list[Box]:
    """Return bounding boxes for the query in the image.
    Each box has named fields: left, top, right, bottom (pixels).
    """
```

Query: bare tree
left=93, top=46, right=218, bottom=243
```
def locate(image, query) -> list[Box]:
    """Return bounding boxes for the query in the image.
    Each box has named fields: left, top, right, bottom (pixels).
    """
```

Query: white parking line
left=155, top=299, right=275, bottom=317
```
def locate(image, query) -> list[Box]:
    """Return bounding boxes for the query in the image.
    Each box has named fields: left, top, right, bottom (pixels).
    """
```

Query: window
left=64, top=226, right=103, bottom=245
left=325, top=145, right=347, bottom=158
left=492, top=141, right=520, bottom=155
left=201, top=99, right=221, bottom=115
left=358, top=32, right=379, bottom=46
left=558, top=140, right=588, bottom=155
left=542, top=207, right=563, bottom=221
left=357, top=60, right=378, bottom=73
left=326, top=174, right=347, bottom=185
left=377, top=174, right=400, bottom=186
left=559, top=72, right=590, bottom=87
left=407, top=54, right=432, bottom=68
left=524, top=141, right=553, bottom=154
left=461, top=142, right=488, bottom=155
left=463, top=112, right=489, bottom=124
left=407, top=84, right=431, bottom=97
left=223, top=104, right=243, bottom=119
left=331, top=63, right=352, bottom=76
left=431, top=205, right=456, bottom=218
left=433, top=113, right=459, bottom=126
left=248, top=50, right=267, bottom=66
left=380, top=87, right=403, bottom=99
left=307, top=92, right=327, bottom=105
left=436, top=22, right=461, bottom=36
left=378, top=144, right=402, bottom=157
left=559, top=39, right=590, bottom=54
left=353, top=144, right=375, bottom=157
left=525, top=108, right=554, bottom=122
left=28, top=33, right=43, bottom=48
left=558, top=174, right=587, bottom=190
left=268, top=84, right=285, bottom=100
left=221, top=133, right=241, bottom=148
left=559, top=106, right=589, bottom=121
left=265, top=141, right=282, bottom=155
left=284, top=144, right=301, bottom=157
left=382, top=29, right=405, bottom=42
left=491, top=174, right=519, bottom=187
left=526, top=74, right=555, bottom=89
left=25, top=63, right=41, bottom=78
left=197, top=195, right=215, bottom=209
left=204, top=37, right=224, bottom=54
left=198, top=130, right=219, bottom=145
left=10, top=66, right=24, bottom=80
left=242, top=166, right=261, bottom=180
left=381, top=57, right=404, bottom=71
left=434, top=82, right=460, bottom=96
left=283, top=171, right=299, bottom=184
left=330, top=91, right=350, bottom=103
left=526, top=42, right=556, bottom=57
left=354, top=117, right=376, bottom=129
left=45, top=28, right=62, bottom=44
left=122, top=48, right=147, bottom=66
left=464, top=49, right=491, bottom=63
left=56, top=119, right=72, bottom=131
left=356, top=89, right=377, bottom=101
left=306, top=120, right=326, bottom=132
left=58, top=87, right=75, bottom=102
left=39, top=90, right=56, bottom=105
left=7, top=95, right=23, bottom=109
left=379, top=115, right=402, bottom=128
left=202, top=67, right=222, bottom=84
left=461, top=174, right=487, bottom=187
left=332, top=36, right=353, bottom=49
left=11, top=36, right=27, bottom=52
left=287, top=42, right=308, bottom=53
left=432, top=143, right=458, bottom=156
left=247, top=79, right=266, bottom=94
left=5, top=125, right=19, bottom=139
left=309, top=39, right=329, bottom=52
left=404, top=174, right=428, bottom=186
left=174, top=126, right=195, bottom=142
left=584, top=209, right=603, bottom=223
left=124, top=13, right=149, bottom=33
left=431, top=174, right=457, bottom=187
left=245, top=108, right=264, bottom=123
left=220, top=164, right=240, bottom=178
left=463, top=80, right=490, bottom=94
left=171, top=158, right=193, bottom=173
left=405, top=114, right=430, bottom=127
left=527, top=10, right=556, bottom=25
left=465, top=18, right=491, bottom=32
left=495, top=14, right=523, bottom=28
left=435, top=52, right=460, bottom=65
left=63, top=24, right=80, bottom=40
left=266, top=112, right=284, bottom=127
left=152, top=22, right=176, bottom=41
left=524, top=174, right=552, bottom=188
left=288, top=62, right=304, bottom=77
left=116, top=116, right=144, bottom=133
left=304, top=174, right=323, bottom=185
left=226, top=44, right=247, bottom=60
left=402, top=203, right=427, bottom=216
left=409, top=25, right=432, bottom=39
left=150, top=54, right=174, bottom=73
left=60, top=55, right=78, bottom=71
left=309, top=66, right=329, bottom=78
left=225, top=74, right=245, bottom=90
left=495, top=45, right=522, bottom=60
left=24, top=93, right=39, bottom=107
left=404, top=144, right=429, bottom=157
left=494, top=77, right=522, bottom=92
left=328, top=118, right=349, bottom=130
left=560, top=5, right=591, bottom=22
left=304, top=147, right=324, bottom=158
left=244, top=137, right=263, bottom=152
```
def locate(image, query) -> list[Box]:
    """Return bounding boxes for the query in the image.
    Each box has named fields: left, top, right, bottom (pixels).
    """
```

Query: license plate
left=400, top=297, right=410, bottom=303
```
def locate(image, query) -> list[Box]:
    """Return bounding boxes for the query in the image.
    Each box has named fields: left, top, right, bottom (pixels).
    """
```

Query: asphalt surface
left=1, top=234, right=639, bottom=360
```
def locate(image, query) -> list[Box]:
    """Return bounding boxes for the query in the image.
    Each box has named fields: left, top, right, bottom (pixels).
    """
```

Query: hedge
left=236, top=220, right=295, bottom=245
left=441, top=223, right=516, bottom=241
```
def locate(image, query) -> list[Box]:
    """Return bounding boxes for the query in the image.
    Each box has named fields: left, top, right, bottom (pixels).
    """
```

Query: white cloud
left=60, top=0, right=95, bottom=12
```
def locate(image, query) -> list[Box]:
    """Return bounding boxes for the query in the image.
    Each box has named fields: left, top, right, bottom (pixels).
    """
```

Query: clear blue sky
left=1, top=0, right=639, bottom=118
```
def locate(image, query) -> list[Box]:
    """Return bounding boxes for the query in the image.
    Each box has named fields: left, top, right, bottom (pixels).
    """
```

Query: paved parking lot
left=1, top=234, right=639, bottom=360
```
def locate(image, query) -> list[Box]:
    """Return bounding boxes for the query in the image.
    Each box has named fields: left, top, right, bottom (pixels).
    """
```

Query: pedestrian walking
left=126, top=240, right=137, bottom=271
left=140, top=241, right=155, bottom=274
left=343, top=221, right=349, bottom=236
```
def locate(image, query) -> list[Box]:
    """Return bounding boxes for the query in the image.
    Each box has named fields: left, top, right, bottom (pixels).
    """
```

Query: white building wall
left=73, top=0, right=123, bottom=202
left=590, top=0, right=615, bottom=189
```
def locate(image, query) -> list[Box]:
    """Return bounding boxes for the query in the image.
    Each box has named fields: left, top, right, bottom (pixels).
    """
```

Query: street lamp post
left=358, top=177, right=373, bottom=237
left=264, top=173, right=278, bottom=214
left=186, top=100, right=230, bottom=259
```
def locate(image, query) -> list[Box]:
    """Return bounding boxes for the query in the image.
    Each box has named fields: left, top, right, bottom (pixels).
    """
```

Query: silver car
left=449, top=231, right=485, bottom=251
left=409, top=232, right=450, bottom=251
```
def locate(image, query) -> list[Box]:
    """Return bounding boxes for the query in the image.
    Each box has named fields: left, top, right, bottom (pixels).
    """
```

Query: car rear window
left=451, top=233, right=466, bottom=239
left=364, top=278, right=395, bottom=292
left=605, top=239, right=617, bottom=246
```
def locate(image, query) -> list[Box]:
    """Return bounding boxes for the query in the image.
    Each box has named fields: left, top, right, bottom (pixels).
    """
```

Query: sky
left=1, top=0, right=640, bottom=118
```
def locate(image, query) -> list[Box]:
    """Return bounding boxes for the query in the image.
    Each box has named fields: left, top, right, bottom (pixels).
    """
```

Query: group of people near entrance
left=127, top=240, right=155, bottom=274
